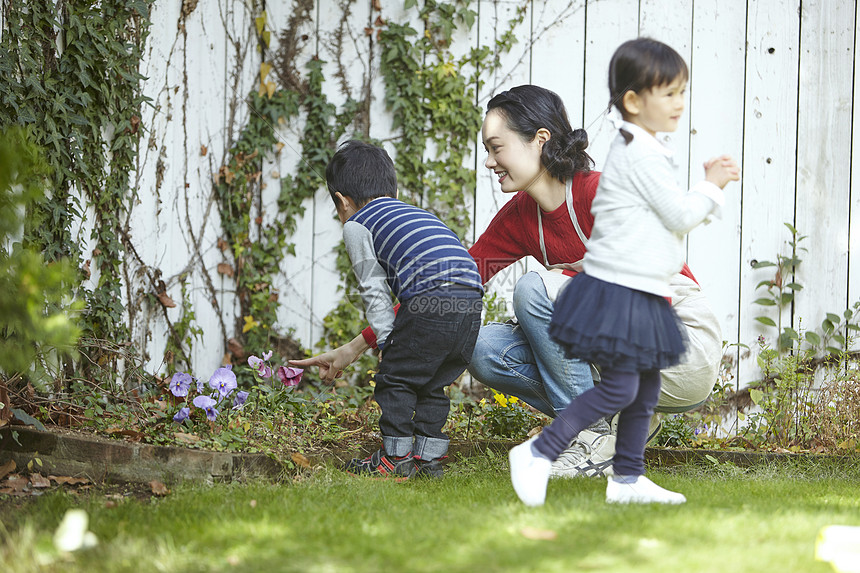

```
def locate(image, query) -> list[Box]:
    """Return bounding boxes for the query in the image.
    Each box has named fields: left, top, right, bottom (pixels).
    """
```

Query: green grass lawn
left=3, top=451, right=859, bottom=573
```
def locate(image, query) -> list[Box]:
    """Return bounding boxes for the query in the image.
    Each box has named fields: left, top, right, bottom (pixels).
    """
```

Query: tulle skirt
left=549, top=273, right=687, bottom=372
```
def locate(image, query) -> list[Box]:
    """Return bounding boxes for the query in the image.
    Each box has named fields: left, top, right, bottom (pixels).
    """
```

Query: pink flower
left=277, top=366, right=303, bottom=387
left=248, top=351, right=274, bottom=379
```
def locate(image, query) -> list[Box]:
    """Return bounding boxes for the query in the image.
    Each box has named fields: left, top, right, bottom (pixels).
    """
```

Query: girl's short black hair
left=608, top=37, right=689, bottom=114
left=486, top=85, right=593, bottom=183
left=326, top=140, right=397, bottom=207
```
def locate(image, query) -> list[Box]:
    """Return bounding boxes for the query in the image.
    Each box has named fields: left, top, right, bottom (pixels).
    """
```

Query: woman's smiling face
left=481, top=109, right=544, bottom=193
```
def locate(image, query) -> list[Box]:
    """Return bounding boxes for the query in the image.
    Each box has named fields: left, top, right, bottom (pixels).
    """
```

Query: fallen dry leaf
left=157, top=291, right=176, bottom=308
left=30, top=473, right=51, bottom=488
left=149, top=480, right=169, bottom=496
left=106, top=428, right=145, bottom=441
left=291, top=452, right=311, bottom=469
left=50, top=475, right=90, bottom=486
left=520, top=527, right=558, bottom=541
left=6, top=475, right=29, bottom=493
left=0, top=459, right=15, bottom=480
left=217, top=262, right=235, bottom=277
left=200, top=145, right=208, bottom=156
left=227, top=338, right=245, bottom=359
left=174, top=432, right=201, bottom=444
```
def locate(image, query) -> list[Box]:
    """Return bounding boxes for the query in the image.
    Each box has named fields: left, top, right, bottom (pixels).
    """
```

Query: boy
left=327, top=140, right=483, bottom=479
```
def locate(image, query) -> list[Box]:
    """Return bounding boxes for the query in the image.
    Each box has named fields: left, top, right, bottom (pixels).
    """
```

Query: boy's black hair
left=486, top=85, right=593, bottom=183
left=326, top=140, right=397, bottom=207
left=608, top=37, right=689, bottom=115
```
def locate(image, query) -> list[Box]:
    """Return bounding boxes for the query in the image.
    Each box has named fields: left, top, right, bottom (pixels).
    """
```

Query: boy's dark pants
left=374, top=290, right=482, bottom=461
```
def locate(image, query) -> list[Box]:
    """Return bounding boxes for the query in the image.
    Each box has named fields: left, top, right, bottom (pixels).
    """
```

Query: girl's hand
left=703, top=155, right=740, bottom=189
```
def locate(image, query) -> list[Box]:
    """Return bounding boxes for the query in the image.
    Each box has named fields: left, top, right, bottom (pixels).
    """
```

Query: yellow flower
left=508, top=395, right=519, bottom=405
left=242, top=315, right=259, bottom=333
left=493, top=392, right=508, bottom=407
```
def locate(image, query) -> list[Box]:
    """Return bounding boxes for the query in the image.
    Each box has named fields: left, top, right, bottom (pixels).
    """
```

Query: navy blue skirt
left=549, top=273, right=687, bottom=372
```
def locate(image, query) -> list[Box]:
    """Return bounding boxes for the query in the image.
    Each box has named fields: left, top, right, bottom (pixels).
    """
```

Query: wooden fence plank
left=685, top=0, right=747, bottom=373
left=581, top=0, right=639, bottom=172
left=793, top=0, right=855, bottom=352
left=473, top=0, right=534, bottom=308
left=738, top=0, right=801, bottom=387
left=850, top=6, right=860, bottom=350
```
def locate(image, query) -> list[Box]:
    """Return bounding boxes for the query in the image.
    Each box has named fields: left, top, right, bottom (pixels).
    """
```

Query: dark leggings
left=533, top=368, right=661, bottom=476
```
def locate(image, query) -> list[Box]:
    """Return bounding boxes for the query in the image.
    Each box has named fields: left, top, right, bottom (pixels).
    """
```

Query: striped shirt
left=343, top=197, right=483, bottom=348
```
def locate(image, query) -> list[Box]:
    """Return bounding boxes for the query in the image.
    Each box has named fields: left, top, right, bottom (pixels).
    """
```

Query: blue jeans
left=468, top=272, right=594, bottom=417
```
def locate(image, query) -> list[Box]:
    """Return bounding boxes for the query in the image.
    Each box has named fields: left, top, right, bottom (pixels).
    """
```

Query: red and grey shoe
left=343, top=448, right=417, bottom=480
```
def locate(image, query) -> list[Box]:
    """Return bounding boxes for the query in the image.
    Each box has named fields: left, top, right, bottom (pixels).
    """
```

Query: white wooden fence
left=118, top=0, right=859, bottom=390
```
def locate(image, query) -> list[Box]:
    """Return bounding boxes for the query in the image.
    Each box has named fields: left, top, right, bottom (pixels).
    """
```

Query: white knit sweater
left=583, top=122, right=724, bottom=297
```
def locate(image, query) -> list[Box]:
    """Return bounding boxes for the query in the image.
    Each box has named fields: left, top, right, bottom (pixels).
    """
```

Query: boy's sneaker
left=606, top=475, right=686, bottom=504
left=550, top=430, right=615, bottom=478
left=509, top=436, right=552, bottom=506
left=414, top=456, right=445, bottom=479
left=343, top=449, right=416, bottom=480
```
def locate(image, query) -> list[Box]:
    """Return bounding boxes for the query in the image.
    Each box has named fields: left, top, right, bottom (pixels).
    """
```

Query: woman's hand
left=289, top=334, right=369, bottom=383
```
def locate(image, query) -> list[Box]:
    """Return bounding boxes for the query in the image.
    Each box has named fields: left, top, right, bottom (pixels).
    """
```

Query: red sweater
left=361, top=171, right=695, bottom=347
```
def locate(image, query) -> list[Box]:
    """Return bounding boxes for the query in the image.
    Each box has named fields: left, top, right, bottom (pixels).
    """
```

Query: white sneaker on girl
left=509, top=436, right=552, bottom=506
left=606, top=475, right=686, bottom=504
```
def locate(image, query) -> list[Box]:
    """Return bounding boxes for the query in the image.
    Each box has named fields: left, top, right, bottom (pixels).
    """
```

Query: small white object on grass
left=53, top=509, right=98, bottom=552
left=816, top=525, right=860, bottom=573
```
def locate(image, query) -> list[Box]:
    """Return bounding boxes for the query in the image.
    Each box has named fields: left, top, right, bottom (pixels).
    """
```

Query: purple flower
left=232, top=391, right=249, bottom=410
left=193, top=395, right=219, bottom=421
left=248, top=355, right=263, bottom=369
left=173, top=407, right=190, bottom=423
left=277, top=366, right=303, bottom=387
left=209, top=367, right=237, bottom=397
left=169, top=372, right=192, bottom=397
left=196, top=377, right=207, bottom=394
left=262, top=350, right=272, bottom=361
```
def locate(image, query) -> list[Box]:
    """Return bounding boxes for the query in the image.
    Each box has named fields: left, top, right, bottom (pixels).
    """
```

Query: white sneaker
left=606, top=475, right=686, bottom=504
left=509, top=436, right=552, bottom=507
left=550, top=430, right=616, bottom=478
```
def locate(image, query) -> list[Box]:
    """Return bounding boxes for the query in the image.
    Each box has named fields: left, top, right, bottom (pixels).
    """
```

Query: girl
left=509, top=38, right=739, bottom=505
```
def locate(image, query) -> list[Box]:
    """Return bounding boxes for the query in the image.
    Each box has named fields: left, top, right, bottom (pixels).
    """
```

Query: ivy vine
left=0, top=0, right=152, bottom=379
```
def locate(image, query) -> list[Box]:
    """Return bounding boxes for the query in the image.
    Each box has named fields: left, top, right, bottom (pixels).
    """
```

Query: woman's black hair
left=608, top=37, right=689, bottom=115
left=486, top=85, right=593, bottom=182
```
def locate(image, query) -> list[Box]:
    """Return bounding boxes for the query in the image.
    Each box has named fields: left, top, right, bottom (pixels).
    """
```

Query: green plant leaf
left=804, top=332, right=821, bottom=346
left=751, top=260, right=777, bottom=269
left=780, top=292, right=794, bottom=305
left=785, top=282, right=803, bottom=291
left=826, top=313, right=841, bottom=324
left=755, top=316, right=777, bottom=327
left=749, top=388, right=764, bottom=406
left=754, top=298, right=777, bottom=306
